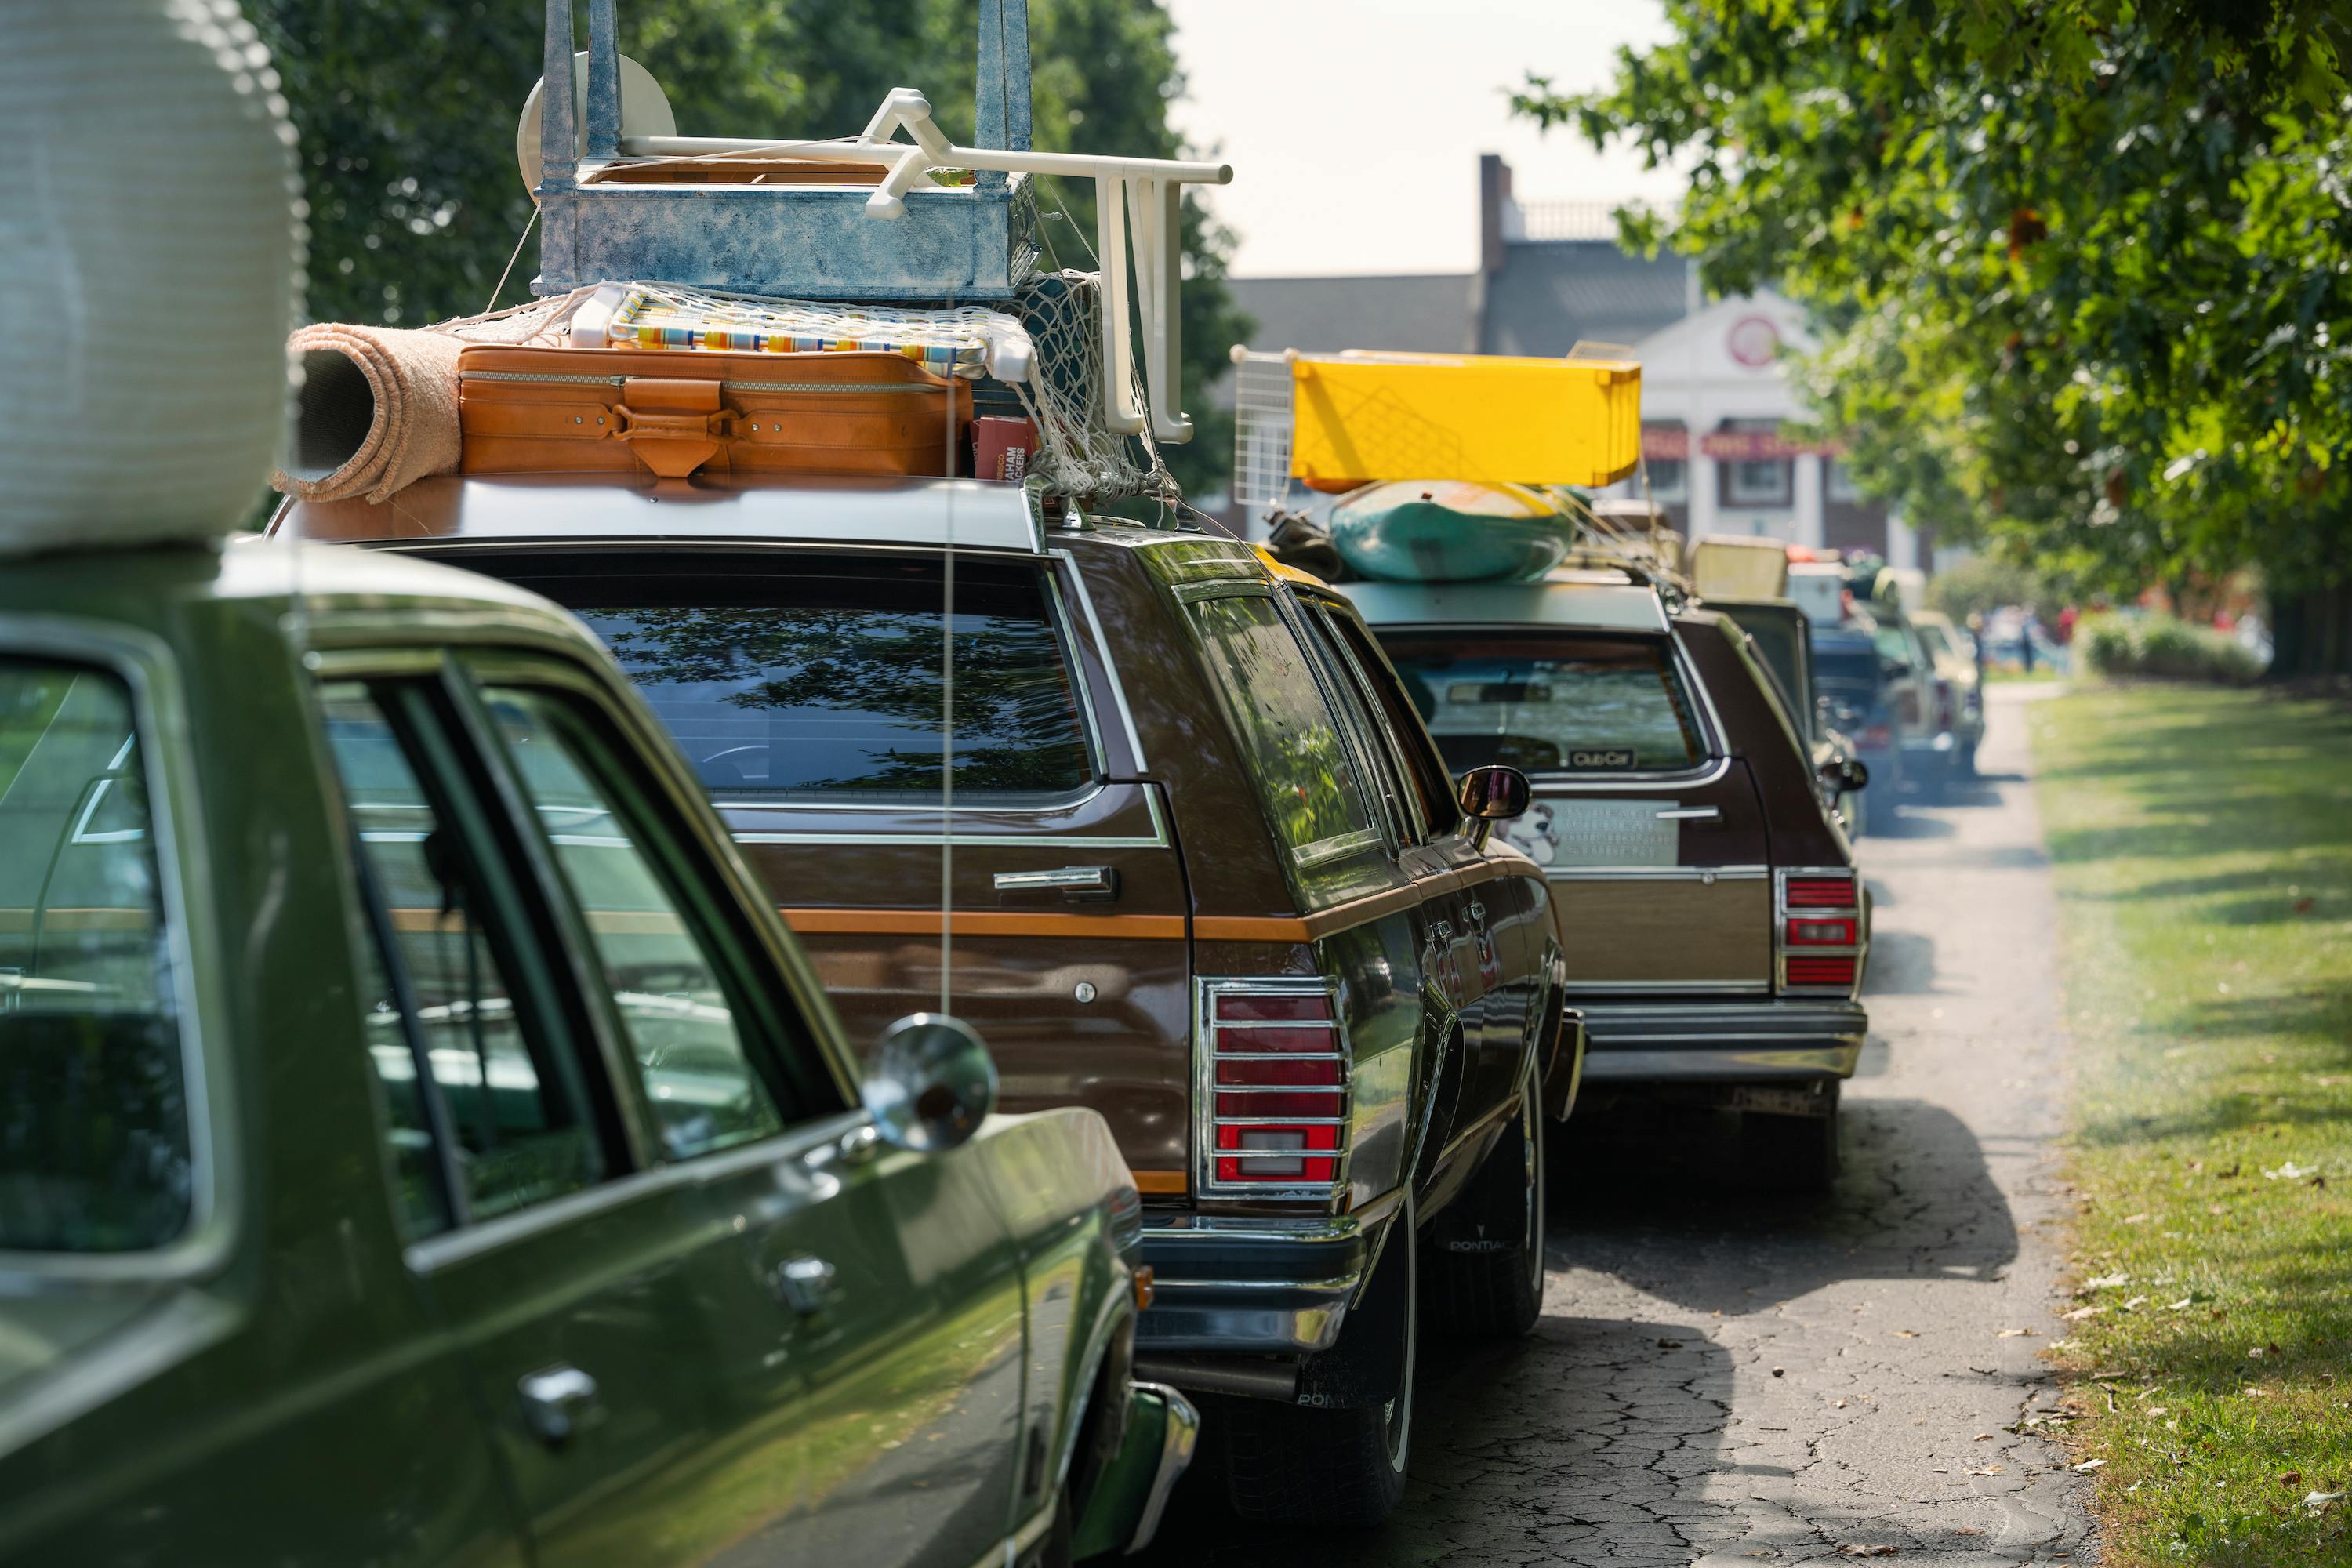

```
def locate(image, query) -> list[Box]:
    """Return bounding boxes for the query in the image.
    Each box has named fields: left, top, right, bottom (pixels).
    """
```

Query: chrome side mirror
left=864, top=1013, right=998, bottom=1153
left=1456, top=764, right=1532, bottom=851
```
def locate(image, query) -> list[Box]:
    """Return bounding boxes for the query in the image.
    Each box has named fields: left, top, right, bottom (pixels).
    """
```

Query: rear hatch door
left=1377, top=623, right=1773, bottom=993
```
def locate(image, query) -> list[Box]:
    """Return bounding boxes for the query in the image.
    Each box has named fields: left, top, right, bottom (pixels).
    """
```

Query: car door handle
left=517, top=1364, right=599, bottom=1447
left=1655, top=807, right=1721, bottom=822
left=770, top=1254, right=839, bottom=1316
left=993, top=866, right=1118, bottom=901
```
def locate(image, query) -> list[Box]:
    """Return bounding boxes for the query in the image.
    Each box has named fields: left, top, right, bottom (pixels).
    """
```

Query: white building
left=1214, top=156, right=1919, bottom=568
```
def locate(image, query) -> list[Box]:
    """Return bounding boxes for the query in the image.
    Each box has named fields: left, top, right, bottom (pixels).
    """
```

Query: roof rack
left=528, top=0, right=1229, bottom=447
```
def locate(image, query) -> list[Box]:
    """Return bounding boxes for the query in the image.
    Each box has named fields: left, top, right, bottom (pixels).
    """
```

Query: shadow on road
left=1546, top=1095, right=2021, bottom=1312
left=1138, top=1316, right=1737, bottom=1568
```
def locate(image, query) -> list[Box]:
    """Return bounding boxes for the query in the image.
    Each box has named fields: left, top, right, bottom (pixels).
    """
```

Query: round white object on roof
left=517, top=53, right=678, bottom=198
left=0, top=0, right=303, bottom=553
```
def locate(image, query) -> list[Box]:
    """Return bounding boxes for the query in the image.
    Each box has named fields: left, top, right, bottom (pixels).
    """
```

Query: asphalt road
left=1143, top=684, right=2096, bottom=1566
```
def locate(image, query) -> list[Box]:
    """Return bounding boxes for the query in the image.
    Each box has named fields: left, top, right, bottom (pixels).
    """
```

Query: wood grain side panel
left=1552, top=877, right=1773, bottom=984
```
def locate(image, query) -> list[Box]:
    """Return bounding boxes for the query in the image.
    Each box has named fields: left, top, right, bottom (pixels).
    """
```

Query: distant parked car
left=0, top=541, right=1192, bottom=1568
left=1708, top=595, right=1867, bottom=836
left=1811, top=623, right=1906, bottom=826
left=1910, top=609, right=1985, bottom=776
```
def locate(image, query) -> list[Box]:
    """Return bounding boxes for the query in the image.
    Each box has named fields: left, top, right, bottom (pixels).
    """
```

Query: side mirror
left=1456, top=764, right=1531, bottom=850
left=1820, top=756, right=1870, bottom=794
left=864, top=1013, right=998, bottom=1153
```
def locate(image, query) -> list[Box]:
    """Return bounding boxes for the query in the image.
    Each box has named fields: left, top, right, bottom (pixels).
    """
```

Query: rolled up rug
left=274, top=324, right=463, bottom=504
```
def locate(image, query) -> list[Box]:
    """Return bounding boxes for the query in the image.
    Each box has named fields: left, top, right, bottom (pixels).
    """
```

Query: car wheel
left=1221, top=1201, right=1416, bottom=1527
left=1425, top=1073, right=1545, bottom=1339
left=1741, top=1081, right=1840, bottom=1194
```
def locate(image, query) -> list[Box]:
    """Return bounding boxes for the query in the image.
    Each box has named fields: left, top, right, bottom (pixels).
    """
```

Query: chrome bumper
left=1136, top=1214, right=1373, bottom=1356
left=1577, top=997, right=1867, bottom=1082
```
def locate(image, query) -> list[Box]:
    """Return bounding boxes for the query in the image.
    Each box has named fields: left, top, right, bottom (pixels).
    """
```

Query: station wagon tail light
left=1777, top=873, right=1863, bottom=996
left=1860, top=723, right=1892, bottom=750
left=1935, top=680, right=1957, bottom=731
left=1200, top=982, right=1348, bottom=1194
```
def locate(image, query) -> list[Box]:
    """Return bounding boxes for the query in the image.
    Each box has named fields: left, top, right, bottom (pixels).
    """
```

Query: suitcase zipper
left=461, top=370, right=946, bottom=395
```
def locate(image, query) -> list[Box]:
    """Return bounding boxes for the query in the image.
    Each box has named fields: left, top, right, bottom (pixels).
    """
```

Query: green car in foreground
left=0, top=539, right=1191, bottom=1567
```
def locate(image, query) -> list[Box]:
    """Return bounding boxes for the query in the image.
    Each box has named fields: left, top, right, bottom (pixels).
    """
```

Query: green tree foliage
left=251, top=0, right=1245, bottom=493
left=1514, top=2, right=2352, bottom=593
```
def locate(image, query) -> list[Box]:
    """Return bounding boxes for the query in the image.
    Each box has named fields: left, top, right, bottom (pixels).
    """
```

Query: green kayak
left=1328, top=480, right=1575, bottom=583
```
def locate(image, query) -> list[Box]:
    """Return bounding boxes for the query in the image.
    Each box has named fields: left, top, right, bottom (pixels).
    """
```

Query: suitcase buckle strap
left=612, top=379, right=737, bottom=479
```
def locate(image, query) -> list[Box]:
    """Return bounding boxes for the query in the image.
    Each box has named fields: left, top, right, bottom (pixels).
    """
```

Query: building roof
left=1479, top=241, right=1692, bottom=359
left=1225, top=273, right=1479, bottom=359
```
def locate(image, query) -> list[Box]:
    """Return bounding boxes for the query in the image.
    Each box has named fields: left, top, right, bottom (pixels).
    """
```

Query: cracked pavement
left=1142, top=686, right=2096, bottom=1566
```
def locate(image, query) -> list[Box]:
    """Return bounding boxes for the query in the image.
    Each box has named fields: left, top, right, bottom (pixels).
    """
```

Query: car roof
left=1335, top=573, right=1669, bottom=633
left=272, top=474, right=1047, bottom=556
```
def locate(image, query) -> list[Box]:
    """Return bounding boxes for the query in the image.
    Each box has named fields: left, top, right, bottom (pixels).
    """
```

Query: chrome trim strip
left=0, top=616, right=224, bottom=1291
left=1043, top=571, right=1112, bottom=779
left=1580, top=1043, right=1863, bottom=1079
left=1291, top=826, right=1384, bottom=868
left=1544, top=865, right=1769, bottom=881
left=1149, top=1273, right=1363, bottom=1292
left=1049, top=548, right=1150, bottom=775
left=1655, top=806, right=1720, bottom=822
left=1526, top=754, right=1733, bottom=792
left=728, top=784, right=1172, bottom=849
left=1566, top=978, right=1773, bottom=993
left=1125, top=1385, right=1200, bottom=1555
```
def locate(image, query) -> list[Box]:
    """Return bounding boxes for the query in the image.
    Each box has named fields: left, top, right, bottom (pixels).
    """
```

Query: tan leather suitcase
left=456, top=344, right=973, bottom=481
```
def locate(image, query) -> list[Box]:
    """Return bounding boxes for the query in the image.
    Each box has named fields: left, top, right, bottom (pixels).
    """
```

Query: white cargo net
left=1010, top=269, right=1175, bottom=504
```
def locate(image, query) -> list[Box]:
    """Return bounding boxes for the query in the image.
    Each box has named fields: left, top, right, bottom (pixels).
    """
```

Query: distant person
left=2020, top=611, right=2038, bottom=673
left=2056, top=604, right=2078, bottom=645
left=1967, top=610, right=1989, bottom=684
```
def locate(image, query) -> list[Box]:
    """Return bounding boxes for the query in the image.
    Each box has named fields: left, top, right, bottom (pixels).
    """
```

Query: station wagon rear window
left=1377, top=633, right=1709, bottom=775
left=0, top=659, right=189, bottom=1252
left=479, top=552, right=1093, bottom=802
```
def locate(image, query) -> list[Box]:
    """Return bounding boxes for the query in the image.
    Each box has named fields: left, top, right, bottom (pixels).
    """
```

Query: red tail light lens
left=1935, top=680, right=1957, bottom=731
left=1785, top=877, right=1857, bottom=909
left=1861, top=724, right=1892, bottom=750
left=1780, top=874, right=1861, bottom=994
left=1203, top=983, right=1347, bottom=1191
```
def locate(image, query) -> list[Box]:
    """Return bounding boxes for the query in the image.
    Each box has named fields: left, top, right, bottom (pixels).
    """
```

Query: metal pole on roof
left=539, top=0, right=577, bottom=190
left=584, top=0, right=621, bottom=162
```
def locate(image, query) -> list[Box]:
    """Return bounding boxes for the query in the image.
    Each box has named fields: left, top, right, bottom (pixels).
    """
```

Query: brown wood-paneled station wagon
left=276, top=473, right=1579, bottom=1525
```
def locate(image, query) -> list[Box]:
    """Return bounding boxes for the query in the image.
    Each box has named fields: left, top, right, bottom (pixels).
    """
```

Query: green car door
left=317, top=644, right=1033, bottom=1568
left=473, top=669, right=1032, bottom=1568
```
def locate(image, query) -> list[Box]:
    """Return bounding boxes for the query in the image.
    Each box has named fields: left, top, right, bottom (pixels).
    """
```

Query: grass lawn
left=2031, top=684, right=2352, bottom=1565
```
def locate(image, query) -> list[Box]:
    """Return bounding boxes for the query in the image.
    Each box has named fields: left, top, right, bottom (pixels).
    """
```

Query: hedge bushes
left=2077, top=612, right=2267, bottom=683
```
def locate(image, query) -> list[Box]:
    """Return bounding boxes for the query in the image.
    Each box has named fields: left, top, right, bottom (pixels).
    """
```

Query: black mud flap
left=1294, top=1213, right=1414, bottom=1411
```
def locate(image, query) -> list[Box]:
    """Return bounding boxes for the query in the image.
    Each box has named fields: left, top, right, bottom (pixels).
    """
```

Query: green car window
left=320, top=682, right=602, bottom=1232
left=481, top=686, right=784, bottom=1162
left=0, top=659, right=189, bottom=1252
left=1185, top=593, right=1382, bottom=883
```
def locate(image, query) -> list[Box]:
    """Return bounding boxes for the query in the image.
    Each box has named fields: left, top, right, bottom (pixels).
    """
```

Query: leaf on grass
left=2304, top=1491, right=2345, bottom=1513
left=2073, top=1458, right=2107, bottom=1472
left=2082, top=1272, right=2129, bottom=1290
left=2122, top=1212, right=2152, bottom=1224
left=2263, top=1161, right=2317, bottom=1180
left=2060, top=1305, right=2105, bottom=1321
left=2165, top=1297, right=2193, bottom=1310
left=2123, top=1295, right=2149, bottom=1309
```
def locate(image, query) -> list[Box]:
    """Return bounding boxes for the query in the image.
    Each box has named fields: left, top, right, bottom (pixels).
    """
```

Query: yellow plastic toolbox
left=1287, top=350, right=1642, bottom=488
